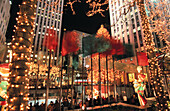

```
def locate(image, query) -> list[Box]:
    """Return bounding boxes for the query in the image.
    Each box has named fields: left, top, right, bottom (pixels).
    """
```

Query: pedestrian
left=54, top=100, right=60, bottom=111
left=28, top=102, right=33, bottom=111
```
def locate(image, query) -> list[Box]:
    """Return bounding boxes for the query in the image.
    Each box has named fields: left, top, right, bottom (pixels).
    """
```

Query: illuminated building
left=0, top=0, right=11, bottom=63
left=31, top=0, right=64, bottom=66
left=109, top=0, right=166, bottom=63
left=108, top=0, right=150, bottom=98
left=108, top=0, right=166, bottom=75
left=109, top=0, right=145, bottom=65
left=0, top=0, right=11, bottom=45
left=108, top=0, right=170, bottom=100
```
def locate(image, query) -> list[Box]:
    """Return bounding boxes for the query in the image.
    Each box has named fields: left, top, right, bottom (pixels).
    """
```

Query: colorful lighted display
left=133, top=74, right=147, bottom=106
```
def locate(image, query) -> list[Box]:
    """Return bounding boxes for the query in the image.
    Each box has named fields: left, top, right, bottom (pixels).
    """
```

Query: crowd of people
left=28, top=93, right=140, bottom=111
left=29, top=100, right=60, bottom=111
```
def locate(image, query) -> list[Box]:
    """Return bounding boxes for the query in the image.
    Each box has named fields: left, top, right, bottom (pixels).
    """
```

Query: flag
left=43, top=29, right=58, bottom=51
left=113, top=44, right=134, bottom=60
left=62, top=31, right=80, bottom=56
left=137, top=52, right=149, bottom=66
left=82, top=35, right=111, bottom=57
left=101, top=38, right=124, bottom=56
left=72, top=53, right=79, bottom=70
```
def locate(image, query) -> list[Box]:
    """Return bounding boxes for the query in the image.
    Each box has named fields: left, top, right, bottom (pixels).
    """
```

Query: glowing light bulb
left=22, top=28, right=26, bottom=32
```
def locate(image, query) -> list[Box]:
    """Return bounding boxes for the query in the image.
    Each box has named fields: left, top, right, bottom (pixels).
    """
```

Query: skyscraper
left=0, top=0, right=11, bottom=62
left=108, top=0, right=170, bottom=98
left=109, top=0, right=143, bottom=65
left=31, top=0, right=64, bottom=66
left=109, top=0, right=167, bottom=65
left=0, top=0, right=11, bottom=45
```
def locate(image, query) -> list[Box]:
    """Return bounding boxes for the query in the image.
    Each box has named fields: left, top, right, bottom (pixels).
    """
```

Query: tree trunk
left=7, top=0, right=37, bottom=110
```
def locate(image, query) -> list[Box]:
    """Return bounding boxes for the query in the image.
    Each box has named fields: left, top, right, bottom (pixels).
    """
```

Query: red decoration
left=0, top=101, right=7, bottom=105
left=137, top=52, right=149, bottom=66
left=62, top=31, right=80, bottom=56
left=101, top=38, right=124, bottom=56
left=43, top=29, right=58, bottom=51
left=0, top=63, right=9, bottom=68
left=138, top=74, right=146, bottom=82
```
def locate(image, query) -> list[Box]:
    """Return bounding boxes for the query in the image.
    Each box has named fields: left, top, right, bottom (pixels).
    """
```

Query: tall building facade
left=0, top=0, right=11, bottom=45
left=109, top=0, right=167, bottom=65
left=0, top=0, right=11, bottom=63
left=31, top=0, right=64, bottom=66
left=109, top=0, right=145, bottom=65
left=108, top=0, right=152, bottom=93
left=108, top=0, right=170, bottom=97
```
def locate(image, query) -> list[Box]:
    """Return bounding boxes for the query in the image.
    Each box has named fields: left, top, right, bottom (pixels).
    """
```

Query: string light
left=137, top=0, right=169, bottom=110
left=7, top=0, right=37, bottom=110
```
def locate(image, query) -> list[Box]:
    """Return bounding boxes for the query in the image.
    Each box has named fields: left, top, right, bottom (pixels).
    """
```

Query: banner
left=137, top=52, right=149, bottom=66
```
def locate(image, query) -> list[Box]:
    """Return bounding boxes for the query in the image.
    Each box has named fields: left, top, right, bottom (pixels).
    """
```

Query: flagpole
left=98, top=53, right=102, bottom=105
left=60, top=56, right=63, bottom=111
left=71, top=54, right=74, bottom=109
left=82, top=34, right=85, bottom=108
left=106, top=56, right=110, bottom=103
left=45, top=50, right=51, bottom=111
left=112, top=56, right=117, bottom=102
left=91, top=54, right=93, bottom=106
left=104, top=69, right=106, bottom=99
left=34, top=63, right=39, bottom=106
left=67, top=55, right=69, bottom=98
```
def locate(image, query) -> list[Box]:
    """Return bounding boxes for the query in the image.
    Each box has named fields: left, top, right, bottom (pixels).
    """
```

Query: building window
left=1, top=7, right=3, bottom=13
left=138, top=30, right=143, bottom=47
left=2, top=25, right=4, bottom=32
left=133, top=24, right=135, bottom=29
left=123, top=36, right=125, bottom=44
left=3, top=12, right=5, bottom=18
left=117, top=27, right=119, bottom=31
left=43, top=28, right=45, bottom=32
left=137, top=21, right=140, bottom=27
left=121, top=25, right=123, bottom=29
left=128, top=35, right=130, bottom=43
left=134, top=32, right=138, bottom=48
left=39, top=28, right=41, bottom=32
left=131, top=18, right=134, bottom=23
left=0, top=21, right=2, bottom=28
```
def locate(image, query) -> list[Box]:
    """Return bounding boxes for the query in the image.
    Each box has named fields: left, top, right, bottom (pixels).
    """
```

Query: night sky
left=5, top=0, right=110, bottom=42
left=6, top=0, right=23, bottom=43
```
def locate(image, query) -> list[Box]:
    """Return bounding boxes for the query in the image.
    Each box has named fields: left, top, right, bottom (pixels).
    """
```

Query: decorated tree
left=136, top=0, right=169, bottom=110
left=7, top=0, right=37, bottom=110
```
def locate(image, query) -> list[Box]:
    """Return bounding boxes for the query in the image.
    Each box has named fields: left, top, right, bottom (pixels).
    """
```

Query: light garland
left=65, top=0, right=81, bottom=15
left=145, top=0, right=170, bottom=53
left=28, top=63, right=60, bottom=88
left=86, top=0, right=109, bottom=17
left=7, top=0, right=37, bottom=111
left=137, top=0, right=169, bottom=110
